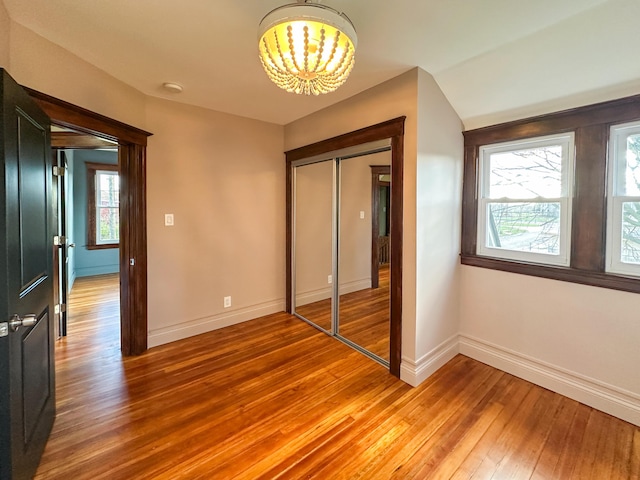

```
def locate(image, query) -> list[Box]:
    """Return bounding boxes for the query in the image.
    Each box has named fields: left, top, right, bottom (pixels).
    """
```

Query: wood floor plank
left=34, top=274, right=640, bottom=479
left=296, top=263, right=391, bottom=361
left=529, top=397, right=580, bottom=479
left=550, top=402, right=592, bottom=479
left=630, top=428, right=640, bottom=479
left=448, top=377, right=533, bottom=479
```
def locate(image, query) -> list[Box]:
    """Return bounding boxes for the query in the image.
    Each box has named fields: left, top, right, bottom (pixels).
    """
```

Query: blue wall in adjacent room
left=72, top=149, right=120, bottom=279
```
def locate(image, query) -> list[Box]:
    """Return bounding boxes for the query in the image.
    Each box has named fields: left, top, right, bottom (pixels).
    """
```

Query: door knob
left=9, top=314, right=37, bottom=332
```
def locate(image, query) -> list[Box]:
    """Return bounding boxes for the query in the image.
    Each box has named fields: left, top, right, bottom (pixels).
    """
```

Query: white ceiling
left=4, top=0, right=640, bottom=127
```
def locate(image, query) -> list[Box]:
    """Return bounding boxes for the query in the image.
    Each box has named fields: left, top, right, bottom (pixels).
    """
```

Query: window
left=462, top=93, right=640, bottom=294
left=607, top=122, right=640, bottom=276
left=87, top=162, right=119, bottom=250
left=477, top=134, right=574, bottom=266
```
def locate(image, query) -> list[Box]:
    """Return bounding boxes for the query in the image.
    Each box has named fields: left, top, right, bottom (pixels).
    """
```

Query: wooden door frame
left=285, top=117, right=405, bottom=377
left=370, top=165, right=391, bottom=289
left=24, top=87, right=152, bottom=355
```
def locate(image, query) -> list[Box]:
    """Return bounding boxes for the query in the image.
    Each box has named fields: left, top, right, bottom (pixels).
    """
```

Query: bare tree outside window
left=621, top=135, right=640, bottom=264
left=486, top=145, right=563, bottom=255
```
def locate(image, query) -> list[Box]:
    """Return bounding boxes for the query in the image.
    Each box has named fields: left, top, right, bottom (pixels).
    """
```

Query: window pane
left=487, top=202, right=560, bottom=255
left=98, top=172, right=119, bottom=207
left=621, top=202, right=640, bottom=264
left=99, top=207, right=119, bottom=243
left=621, top=134, right=640, bottom=196
left=489, top=145, right=562, bottom=199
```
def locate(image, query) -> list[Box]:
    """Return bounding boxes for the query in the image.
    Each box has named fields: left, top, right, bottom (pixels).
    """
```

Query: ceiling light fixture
left=258, top=0, right=357, bottom=95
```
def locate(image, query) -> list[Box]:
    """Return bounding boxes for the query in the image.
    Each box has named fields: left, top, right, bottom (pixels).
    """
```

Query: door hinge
left=53, top=166, right=66, bottom=177
left=0, top=322, right=7, bottom=337
left=54, top=304, right=66, bottom=315
left=54, top=235, right=66, bottom=246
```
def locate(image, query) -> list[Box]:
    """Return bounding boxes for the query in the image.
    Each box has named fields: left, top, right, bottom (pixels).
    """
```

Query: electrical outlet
left=165, top=214, right=174, bottom=226
left=223, top=296, right=231, bottom=308
left=328, top=275, right=332, bottom=284
left=359, top=211, right=365, bottom=219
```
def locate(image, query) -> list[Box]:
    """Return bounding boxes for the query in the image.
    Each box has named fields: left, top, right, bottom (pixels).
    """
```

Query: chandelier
left=258, top=1, right=358, bottom=95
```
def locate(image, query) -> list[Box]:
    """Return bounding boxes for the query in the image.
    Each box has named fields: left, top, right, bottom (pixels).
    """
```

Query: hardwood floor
left=296, top=264, right=390, bottom=361
left=338, top=264, right=390, bottom=361
left=35, top=275, right=640, bottom=479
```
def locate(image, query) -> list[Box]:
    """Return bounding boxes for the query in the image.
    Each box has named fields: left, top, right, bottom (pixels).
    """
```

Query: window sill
left=86, top=243, right=119, bottom=251
left=460, top=254, right=640, bottom=294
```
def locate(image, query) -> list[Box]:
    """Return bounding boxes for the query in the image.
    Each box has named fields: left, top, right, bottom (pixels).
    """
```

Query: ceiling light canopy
left=258, top=1, right=357, bottom=96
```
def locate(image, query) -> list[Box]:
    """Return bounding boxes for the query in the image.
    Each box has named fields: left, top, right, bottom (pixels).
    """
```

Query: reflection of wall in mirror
left=294, top=151, right=392, bottom=304
left=340, top=151, right=391, bottom=295
left=295, top=161, right=333, bottom=306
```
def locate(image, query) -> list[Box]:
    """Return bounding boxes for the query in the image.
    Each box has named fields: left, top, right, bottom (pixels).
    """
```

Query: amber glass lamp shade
left=258, top=3, right=357, bottom=95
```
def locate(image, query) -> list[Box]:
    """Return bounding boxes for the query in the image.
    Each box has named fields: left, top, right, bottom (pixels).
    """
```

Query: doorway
left=26, top=87, right=151, bottom=355
left=370, top=165, right=391, bottom=289
left=52, top=128, right=121, bottom=345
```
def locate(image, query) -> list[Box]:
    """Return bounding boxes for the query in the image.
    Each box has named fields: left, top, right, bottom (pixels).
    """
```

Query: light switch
left=165, top=214, right=174, bottom=226
left=360, top=211, right=365, bottom=219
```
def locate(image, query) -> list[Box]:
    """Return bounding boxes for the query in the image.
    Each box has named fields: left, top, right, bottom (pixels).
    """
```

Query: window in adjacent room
left=607, top=121, right=640, bottom=276
left=87, top=162, right=119, bottom=249
left=477, top=133, right=575, bottom=266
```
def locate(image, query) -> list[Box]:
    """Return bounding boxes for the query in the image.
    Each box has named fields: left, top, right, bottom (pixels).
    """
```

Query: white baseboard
left=148, top=299, right=286, bottom=348
left=295, top=279, right=372, bottom=306
left=296, top=287, right=331, bottom=307
left=459, top=334, right=640, bottom=427
left=339, top=278, right=372, bottom=295
left=76, top=265, right=119, bottom=277
left=400, top=335, right=459, bottom=387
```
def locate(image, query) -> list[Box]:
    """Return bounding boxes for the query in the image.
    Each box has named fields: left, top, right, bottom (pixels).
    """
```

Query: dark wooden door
left=0, top=69, right=55, bottom=479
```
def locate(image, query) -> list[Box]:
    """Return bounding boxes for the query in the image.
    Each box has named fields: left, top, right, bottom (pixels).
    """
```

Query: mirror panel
left=293, top=160, right=334, bottom=332
left=337, top=151, right=391, bottom=363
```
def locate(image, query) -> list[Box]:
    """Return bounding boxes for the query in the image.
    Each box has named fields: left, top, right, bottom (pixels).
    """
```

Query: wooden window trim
left=462, top=94, right=640, bottom=294
left=86, top=162, right=119, bottom=250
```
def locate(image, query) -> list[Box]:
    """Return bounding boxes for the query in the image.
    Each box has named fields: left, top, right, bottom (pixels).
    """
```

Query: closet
left=285, top=117, right=405, bottom=376
left=291, top=140, right=392, bottom=366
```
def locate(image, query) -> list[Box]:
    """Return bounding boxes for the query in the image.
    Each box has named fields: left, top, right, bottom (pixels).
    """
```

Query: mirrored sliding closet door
left=292, top=160, right=335, bottom=333
left=337, top=151, right=391, bottom=364
left=291, top=141, right=392, bottom=367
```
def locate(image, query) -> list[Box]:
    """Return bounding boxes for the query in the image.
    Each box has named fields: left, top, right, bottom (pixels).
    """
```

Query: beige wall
left=339, top=151, right=390, bottom=289
left=0, top=1, right=9, bottom=67
left=294, top=160, right=333, bottom=305
left=412, top=69, right=464, bottom=374
left=145, top=97, right=285, bottom=346
left=9, top=21, right=146, bottom=128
